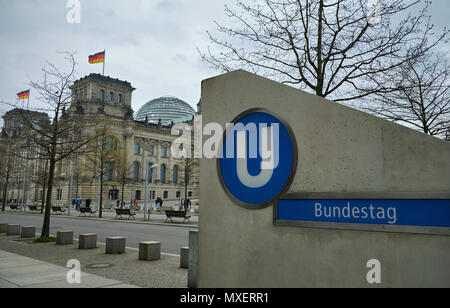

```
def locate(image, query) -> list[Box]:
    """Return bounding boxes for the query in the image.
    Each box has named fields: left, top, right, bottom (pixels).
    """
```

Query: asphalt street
left=0, top=212, right=197, bottom=255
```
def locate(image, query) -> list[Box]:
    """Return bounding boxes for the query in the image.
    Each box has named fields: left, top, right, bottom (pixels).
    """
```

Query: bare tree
left=199, top=0, right=447, bottom=102
left=181, top=158, right=198, bottom=212
left=363, top=51, right=450, bottom=137
left=114, top=148, right=133, bottom=209
left=14, top=52, right=99, bottom=238
left=84, top=119, right=118, bottom=217
left=0, top=140, right=18, bottom=211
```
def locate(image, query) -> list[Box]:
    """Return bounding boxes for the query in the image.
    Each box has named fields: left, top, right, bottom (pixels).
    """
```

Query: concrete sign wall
left=198, top=70, right=450, bottom=287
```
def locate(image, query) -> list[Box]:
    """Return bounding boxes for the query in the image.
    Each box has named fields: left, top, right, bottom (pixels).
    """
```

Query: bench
left=10, top=205, right=19, bottom=210
left=165, top=210, right=191, bottom=223
left=28, top=205, right=40, bottom=212
left=79, top=207, right=97, bottom=217
left=51, top=206, right=66, bottom=214
left=115, top=208, right=136, bottom=220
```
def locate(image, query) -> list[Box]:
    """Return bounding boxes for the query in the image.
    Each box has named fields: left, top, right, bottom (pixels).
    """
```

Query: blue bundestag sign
left=218, top=108, right=297, bottom=209
left=275, top=193, right=450, bottom=234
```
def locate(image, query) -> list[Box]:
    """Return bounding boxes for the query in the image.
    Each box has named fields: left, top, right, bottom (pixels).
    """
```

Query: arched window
left=99, top=89, right=105, bottom=101
left=110, top=92, right=114, bottom=101
left=105, top=136, right=118, bottom=151
left=161, top=147, right=168, bottom=157
left=160, top=164, right=166, bottom=184
left=118, top=94, right=123, bottom=103
left=104, top=162, right=114, bottom=181
left=173, top=165, right=178, bottom=184
left=132, top=162, right=140, bottom=182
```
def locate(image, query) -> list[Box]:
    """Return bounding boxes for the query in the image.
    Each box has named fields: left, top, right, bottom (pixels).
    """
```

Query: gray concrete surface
left=6, top=224, right=20, bottom=236
left=0, top=249, right=138, bottom=288
left=0, top=233, right=187, bottom=288
left=79, top=234, right=97, bottom=249
left=188, top=230, right=198, bottom=288
left=106, top=237, right=126, bottom=254
left=20, top=226, right=35, bottom=239
left=56, top=230, right=74, bottom=245
left=199, top=70, right=450, bottom=287
left=139, top=241, right=161, bottom=261
left=180, top=247, right=188, bottom=269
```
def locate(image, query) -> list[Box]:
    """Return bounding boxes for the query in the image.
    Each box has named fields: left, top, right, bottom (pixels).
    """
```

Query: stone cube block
left=56, top=230, right=74, bottom=245
left=180, top=246, right=189, bottom=268
left=106, top=237, right=126, bottom=254
left=21, top=226, right=36, bottom=238
left=0, top=223, right=7, bottom=233
left=79, top=233, right=97, bottom=249
left=139, top=241, right=161, bottom=261
left=6, top=224, right=20, bottom=235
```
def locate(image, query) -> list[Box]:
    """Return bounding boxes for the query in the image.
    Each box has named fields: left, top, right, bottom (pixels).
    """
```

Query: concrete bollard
left=0, top=223, right=7, bottom=233
left=138, top=241, right=161, bottom=261
left=180, top=247, right=189, bottom=268
left=106, top=237, right=126, bottom=254
left=79, top=234, right=97, bottom=249
left=21, top=226, right=36, bottom=239
left=56, top=230, right=74, bottom=245
left=6, top=224, right=21, bottom=236
left=188, top=230, right=198, bottom=288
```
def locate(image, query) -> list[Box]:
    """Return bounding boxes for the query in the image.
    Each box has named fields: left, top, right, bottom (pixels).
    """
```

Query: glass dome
left=135, top=96, right=195, bottom=125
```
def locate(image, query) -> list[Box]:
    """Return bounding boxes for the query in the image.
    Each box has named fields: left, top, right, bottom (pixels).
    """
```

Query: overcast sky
left=0, top=0, right=448, bottom=128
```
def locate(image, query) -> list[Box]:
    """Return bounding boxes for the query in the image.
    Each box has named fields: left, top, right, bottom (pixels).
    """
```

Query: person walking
left=85, top=198, right=91, bottom=209
left=75, top=196, right=82, bottom=212
left=179, top=198, right=184, bottom=211
left=187, top=198, right=192, bottom=209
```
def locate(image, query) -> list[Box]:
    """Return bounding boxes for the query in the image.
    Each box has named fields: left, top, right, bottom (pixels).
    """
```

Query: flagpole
left=102, top=49, right=106, bottom=76
left=27, top=90, right=30, bottom=109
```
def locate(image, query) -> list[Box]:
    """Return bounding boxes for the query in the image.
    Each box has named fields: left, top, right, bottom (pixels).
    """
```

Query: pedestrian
left=75, top=196, right=82, bottom=212
left=116, top=199, right=120, bottom=208
left=156, top=197, right=163, bottom=207
left=86, top=198, right=91, bottom=209
left=187, top=198, right=191, bottom=209
left=179, top=198, right=184, bottom=211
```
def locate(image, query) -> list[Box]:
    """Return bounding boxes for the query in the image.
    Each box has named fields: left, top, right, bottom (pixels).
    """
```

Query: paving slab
left=101, top=283, right=141, bottom=288
left=0, top=249, right=139, bottom=288
left=27, top=274, right=124, bottom=288
left=0, top=278, right=20, bottom=288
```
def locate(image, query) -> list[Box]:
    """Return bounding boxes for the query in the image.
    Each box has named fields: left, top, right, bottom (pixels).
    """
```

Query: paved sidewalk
left=0, top=234, right=187, bottom=288
left=0, top=249, right=139, bottom=288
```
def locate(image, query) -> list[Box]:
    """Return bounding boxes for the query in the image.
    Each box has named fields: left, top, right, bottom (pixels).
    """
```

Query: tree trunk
left=2, top=179, right=8, bottom=212
left=99, top=175, right=103, bottom=218
left=184, top=173, right=188, bottom=213
left=41, top=159, right=56, bottom=238
left=120, top=183, right=125, bottom=209
left=40, top=160, right=48, bottom=214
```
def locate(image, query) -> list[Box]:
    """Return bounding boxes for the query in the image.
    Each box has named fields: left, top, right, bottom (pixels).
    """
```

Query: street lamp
left=144, top=163, right=159, bottom=221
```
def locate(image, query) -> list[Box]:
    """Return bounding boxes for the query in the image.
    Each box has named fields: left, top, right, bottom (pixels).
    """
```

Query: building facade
left=1, top=74, right=199, bottom=209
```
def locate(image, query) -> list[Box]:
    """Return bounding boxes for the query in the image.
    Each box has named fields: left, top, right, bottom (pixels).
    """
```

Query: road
left=0, top=212, right=197, bottom=255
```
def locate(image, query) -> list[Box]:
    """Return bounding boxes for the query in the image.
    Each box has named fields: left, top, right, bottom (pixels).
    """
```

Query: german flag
left=17, top=90, right=30, bottom=100
left=88, top=51, right=105, bottom=64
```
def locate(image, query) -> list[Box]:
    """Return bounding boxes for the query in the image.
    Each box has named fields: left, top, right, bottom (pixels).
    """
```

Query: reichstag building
left=0, top=73, right=199, bottom=210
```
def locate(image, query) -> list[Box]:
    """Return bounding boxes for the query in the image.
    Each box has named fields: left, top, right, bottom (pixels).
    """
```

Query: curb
left=0, top=211, right=199, bottom=229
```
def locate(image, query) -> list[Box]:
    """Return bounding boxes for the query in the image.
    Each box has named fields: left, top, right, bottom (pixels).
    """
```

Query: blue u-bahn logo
left=218, top=108, right=298, bottom=209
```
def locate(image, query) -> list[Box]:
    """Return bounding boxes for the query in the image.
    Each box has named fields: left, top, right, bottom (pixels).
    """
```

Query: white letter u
left=236, top=129, right=273, bottom=188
